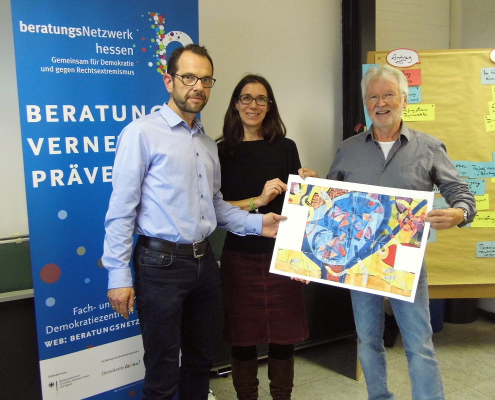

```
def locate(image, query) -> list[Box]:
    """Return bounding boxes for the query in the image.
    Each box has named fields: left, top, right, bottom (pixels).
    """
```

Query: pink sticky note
left=402, top=69, right=422, bottom=86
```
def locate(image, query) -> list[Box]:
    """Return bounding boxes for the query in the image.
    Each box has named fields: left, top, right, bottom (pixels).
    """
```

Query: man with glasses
left=327, top=64, right=476, bottom=400
left=102, top=44, right=285, bottom=400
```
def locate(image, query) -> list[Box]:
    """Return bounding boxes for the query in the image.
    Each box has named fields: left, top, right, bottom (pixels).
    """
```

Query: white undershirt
left=377, top=140, right=396, bottom=160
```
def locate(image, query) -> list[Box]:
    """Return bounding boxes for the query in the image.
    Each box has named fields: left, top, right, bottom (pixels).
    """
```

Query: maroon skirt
left=220, top=250, right=309, bottom=346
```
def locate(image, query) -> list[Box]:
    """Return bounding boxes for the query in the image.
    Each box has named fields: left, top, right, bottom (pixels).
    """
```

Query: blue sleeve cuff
left=245, top=214, right=263, bottom=235
left=107, top=266, right=133, bottom=289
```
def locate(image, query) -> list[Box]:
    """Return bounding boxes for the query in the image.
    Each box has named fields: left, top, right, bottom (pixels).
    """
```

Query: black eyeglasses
left=238, top=94, right=270, bottom=106
left=172, top=74, right=216, bottom=88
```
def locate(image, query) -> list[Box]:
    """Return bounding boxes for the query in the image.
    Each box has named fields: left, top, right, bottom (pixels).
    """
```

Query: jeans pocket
left=139, top=249, right=174, bottom=268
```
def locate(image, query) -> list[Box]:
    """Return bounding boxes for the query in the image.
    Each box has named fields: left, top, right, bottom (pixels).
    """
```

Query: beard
left=170, top=87, right=207, bottom=114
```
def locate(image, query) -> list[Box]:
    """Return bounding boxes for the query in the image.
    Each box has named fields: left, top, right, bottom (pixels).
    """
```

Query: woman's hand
left=291, top=277, right=311, bottom=284
left=298, top=167, right=319, bottom=179
left=255, top=178, right=287, bottom=207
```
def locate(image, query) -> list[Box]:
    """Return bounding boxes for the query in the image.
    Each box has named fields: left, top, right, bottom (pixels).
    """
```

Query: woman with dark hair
left=217, top=74, right=309, bottom=400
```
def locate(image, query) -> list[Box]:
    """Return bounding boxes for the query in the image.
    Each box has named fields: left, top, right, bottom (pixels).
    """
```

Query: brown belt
left=137, top=235, right=210, bottom=258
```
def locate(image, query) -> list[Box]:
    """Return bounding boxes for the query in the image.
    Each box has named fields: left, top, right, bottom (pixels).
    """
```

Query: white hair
left=361, top=64, right=409, bottom=101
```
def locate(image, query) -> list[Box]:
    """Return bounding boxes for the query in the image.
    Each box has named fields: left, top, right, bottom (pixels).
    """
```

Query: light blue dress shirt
left=102, top=104, right=262, bottom=289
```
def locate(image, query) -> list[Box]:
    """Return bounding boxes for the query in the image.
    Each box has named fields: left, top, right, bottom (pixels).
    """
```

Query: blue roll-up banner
left=10, top=1, right=198, bottom=398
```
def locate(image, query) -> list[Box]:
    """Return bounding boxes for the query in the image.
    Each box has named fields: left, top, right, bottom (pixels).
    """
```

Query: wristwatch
left=456, top=207, right=468, bottom=223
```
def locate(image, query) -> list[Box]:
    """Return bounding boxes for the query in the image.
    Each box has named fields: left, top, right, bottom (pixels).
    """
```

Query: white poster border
left=270, top=175, right=435, bottom=302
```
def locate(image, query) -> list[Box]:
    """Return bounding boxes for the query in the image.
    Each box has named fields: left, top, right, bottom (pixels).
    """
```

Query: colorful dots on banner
left=46, top=297, right=56, bottom=307
left=77, top=246, right=86, bottom=256
left=97, top=259, right=104, bottom=268
left=85, top=278, right=90, bottom=283
left=58, top=210, right=68, bottom=219
left=148, top=12, right=167, bottom=74
left=129, top=390, right=137, bottom=397
left=40, top=263, right=61, bottom=284
left=145, top=12, right=193, bottom=75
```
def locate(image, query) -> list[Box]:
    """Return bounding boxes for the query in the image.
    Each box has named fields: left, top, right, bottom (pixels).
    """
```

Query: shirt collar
left=364, top=121, right=411, bottom=143
left=398, top=121, right=411, bottom=142
left=159, top=103, right=204, bottom=135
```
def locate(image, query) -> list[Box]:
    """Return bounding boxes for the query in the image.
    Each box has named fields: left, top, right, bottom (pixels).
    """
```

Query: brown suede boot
left=231, top=357, right=259, bottom=400
left=268, top=356, right=294, bottom=400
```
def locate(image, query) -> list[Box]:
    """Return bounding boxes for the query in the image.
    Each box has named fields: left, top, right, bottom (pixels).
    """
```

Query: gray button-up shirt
left=327, top=122, right=476, bottom=226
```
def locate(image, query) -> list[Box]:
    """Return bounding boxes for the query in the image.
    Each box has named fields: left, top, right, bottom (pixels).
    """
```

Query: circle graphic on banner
left=40, top=263, right=61, bottom=284
left=46, top=297, right=56, bottom=307
left=97, top=258, right=104, bottom=268
left=85, top=278, right=90, bottom=283
left=143, top=12, right=194, bottom=74
left=58, top=210, right=68, bottom=219
left=77, top=246, right=86, bottom=256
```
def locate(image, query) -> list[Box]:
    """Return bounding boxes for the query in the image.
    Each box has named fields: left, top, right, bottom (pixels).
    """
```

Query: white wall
left=375, top=0, right=450, bottom=51
left=0, top=0, right=28, bottom=238
left=0, top=0, right=343, bottom=239
left=199, top=0, right=342, bottom=176
left=459, top=0, right=495, bottom=48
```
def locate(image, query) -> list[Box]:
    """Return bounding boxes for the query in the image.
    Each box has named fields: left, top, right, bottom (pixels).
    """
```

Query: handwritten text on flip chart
left=477, top=241, right=495, bottom=258
left=402, top=104, right=435, bottom=121
left=471, top=212, right=495, bottom=228
left=462, top=178, right=486, bottom=195
left=482, top=68, right=495, bottom=84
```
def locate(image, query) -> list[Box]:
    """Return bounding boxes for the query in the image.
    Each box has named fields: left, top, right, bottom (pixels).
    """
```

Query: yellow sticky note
left=485, top=115, right=495, bottom=132
left=475, top=194, right=490, bottom=210
left=471, top=212, right=495, bottom=228
left=489, top=101, right=495, bottom=115
left=492, top=86, right=495, bottom=101
left=402, top=104, right=435, bottom=121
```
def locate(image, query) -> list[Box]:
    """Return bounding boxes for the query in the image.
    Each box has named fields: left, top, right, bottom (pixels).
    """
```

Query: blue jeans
left=351, top=264, right=444, bottom=400
left=133, top=242, right=220, bottom=400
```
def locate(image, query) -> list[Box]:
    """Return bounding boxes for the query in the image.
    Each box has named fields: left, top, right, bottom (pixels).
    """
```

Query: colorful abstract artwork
left=270, top=176, right=434, bottom=302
